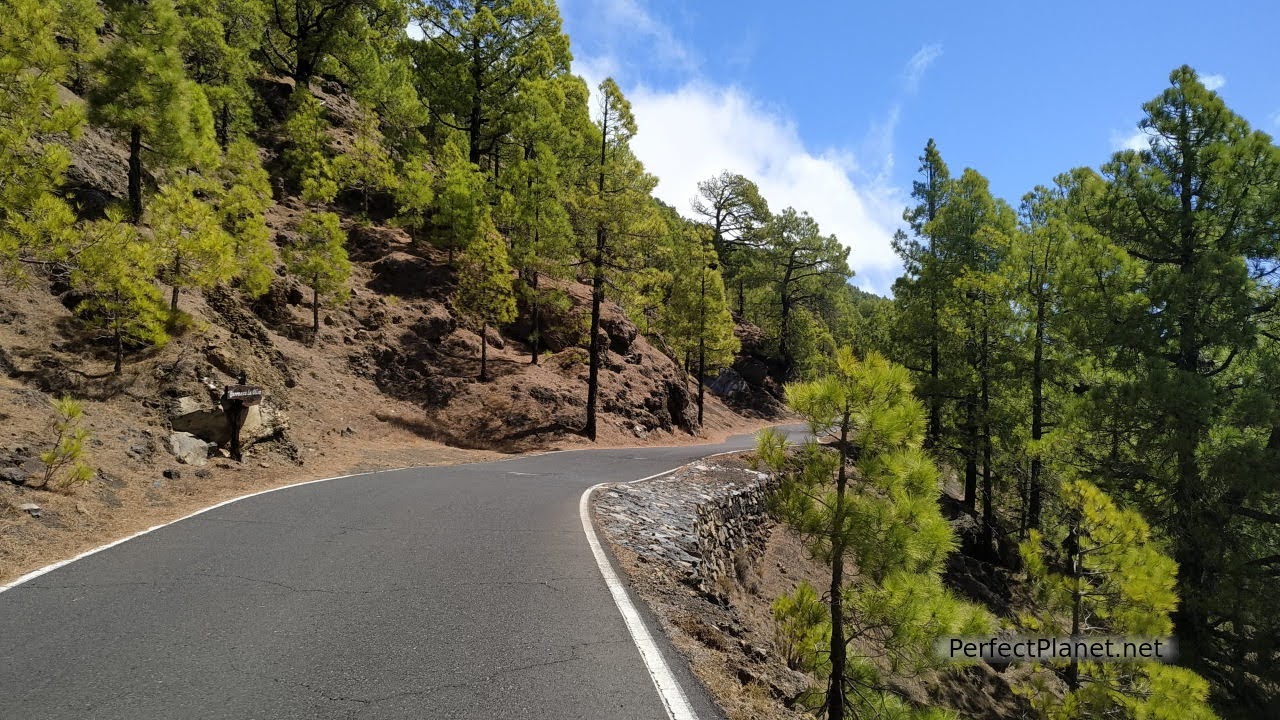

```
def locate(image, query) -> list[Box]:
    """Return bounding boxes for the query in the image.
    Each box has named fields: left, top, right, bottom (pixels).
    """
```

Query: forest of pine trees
left=886, top=67, right=1280, bottom=717
left=2, top=0, right=1278, bottom=715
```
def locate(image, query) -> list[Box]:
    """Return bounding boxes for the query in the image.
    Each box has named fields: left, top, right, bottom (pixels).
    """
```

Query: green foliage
left=282, top=92, right=338, bottom=204
left=55, top=0, right=103, bottom=94
left=284, top=211, right=351, bottom=334
left=0, top=0, right=84, bottom=280
left=432, top=142, right=489, bottom=258
left=36, top=397, right=94, bottom=491
left=1018, top=480, right=1218, bottom=720
left=772, top=581, right=830, bottom=675
left=149, top=177, right=238, bottom=312
left=213, top=138, right=277, bottom=297
left=760, top=349, right=991, bottom=719
left=72, top=213, right=169, bottom=372
left=89, top=0, right=217, bottom=219
left=393, top=152, right=436, bottom=233
left=455, top=216, right=517, bottom=379
left=333, top=113, right=398, bottom=215
left=174, top=0, right=265, bottom=145
left=410, top=0, right=571, bottom=168
left=262, top=0, right=409, bottom=90
left=692, top=171, right=771, bottom=314
left=1051, top=68, right=1280, bottom=710
left=658, top=223, right=739, bottom=374
left=759, top=207, right=852, bottom=378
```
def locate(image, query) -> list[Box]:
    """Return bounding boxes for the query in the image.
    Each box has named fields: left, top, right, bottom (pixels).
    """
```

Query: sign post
left=220, top=384, right=263, bottom=462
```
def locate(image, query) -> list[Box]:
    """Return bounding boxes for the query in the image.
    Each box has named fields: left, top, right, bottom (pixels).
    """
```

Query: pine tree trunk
left=1028, top=293, right=1046, bottom=531
left=698, top=271, right=707, bottom=427
left=697, top=341, right=706, bottom=427
left=1066, top=525, right=1082, bottom=691
left=468, top=35, right=483, bottom=167
left=927, top=294, right=942, bottom=448
left=217, top=103, right=230, bottom=150
left=170, top=254, right=182, bottom=313
left=128, top=125, right=143, bottom=223
left=964, top=397, right=978, bottom=514
left=584, top=94, right=610, bottom=442
left=479, top=322, right=489, bottom=381
left=312, top=284, right=320, bottom=335
left=778, top=256, right=795, bottom=378
left=826, top=414, right=852, bottom=720
left=529, top=270, right=540, bottom=365
left=114, top=325, right=124, bottom=375
left=980, top=316, right=995, bottom=557
left=584, top=239, right=604, bottom=441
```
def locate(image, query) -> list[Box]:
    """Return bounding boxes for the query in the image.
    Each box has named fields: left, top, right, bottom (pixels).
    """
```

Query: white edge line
left=0, top=468, right=384, bottom=594
left=580, top=479, right=697, bottom=720
left=577, top=447, right=755, bottom=720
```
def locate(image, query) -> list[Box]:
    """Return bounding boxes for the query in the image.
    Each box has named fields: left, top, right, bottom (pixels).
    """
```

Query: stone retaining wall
left=592, top=457, right=775, bottom=600
left=692, top=478, right=775, bottom=598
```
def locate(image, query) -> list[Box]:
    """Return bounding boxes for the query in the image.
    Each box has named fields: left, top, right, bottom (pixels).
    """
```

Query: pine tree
left=148, top=177, right=238, bottom=314
left=579, top=78, right=661, bottom=440
left=392, top=152, right=435, bottom=236
left=1077, top=67, right=1280, bottom=704
left=175, top=0, right=264, bottom=147
left=455, top=217, right=516, bottom=381
left=71, top=213, right=169, bottom=373
left=1018, top=480, right=1219, bottom=720
left=333, top=113, right=398, bottom=216
left=262, top=0, right=409, bottom=91
left=761, top=207, right=851, bottom=379
left=284, top=211, right=350, bottom=336
left=432, top=140, right=489, bottom=262
left=923, top=168, right=1013, bottom=540
left=90, top=0, right=217, bottom=222
left=54, top=0, right=104, bottom=95
left=892, top=139, right=952, bottom=448
left=660, top=223, right=739, bottom=426
left=0, top=0, right=85, bottom=279
left=281, top=92, right=338, bottom=204
left=692, top=171, right=770, bottom=315
left=759, top=349, right=989, bottom=719
left=36, top=397, right=94, bottom=491
left=214, top=138, right=277, bottom=297
left=409, top=0, right=571, bottom=171
left=498, top=74, right=590, bottom=364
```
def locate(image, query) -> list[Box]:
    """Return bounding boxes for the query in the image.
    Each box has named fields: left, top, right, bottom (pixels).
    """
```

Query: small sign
left=223, top=385, right=263, bottom=404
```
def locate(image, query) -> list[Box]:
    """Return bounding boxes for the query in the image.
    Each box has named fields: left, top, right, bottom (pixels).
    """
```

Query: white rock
left=167, top=432, right=211, bottom=466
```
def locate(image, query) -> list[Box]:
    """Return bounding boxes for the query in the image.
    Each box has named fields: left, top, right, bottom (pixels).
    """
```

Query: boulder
left=167, top=432, right=212, bottom=466
left=171, top=401, right=289, bottom=447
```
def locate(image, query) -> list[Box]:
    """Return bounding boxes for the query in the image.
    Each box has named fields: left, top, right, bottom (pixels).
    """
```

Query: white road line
left=577, top=445, right=772, bottom=719
left=0, top=469, right=381, bottom=594
left=579, top=480, right=698, bottom=720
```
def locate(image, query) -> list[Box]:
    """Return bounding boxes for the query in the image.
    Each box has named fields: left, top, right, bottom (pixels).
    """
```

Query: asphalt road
left=0, top=427, right=800, bottom=720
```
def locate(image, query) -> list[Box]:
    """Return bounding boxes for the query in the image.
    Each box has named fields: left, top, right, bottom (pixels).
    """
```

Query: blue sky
left=556, top=0, right=1280, bottom=294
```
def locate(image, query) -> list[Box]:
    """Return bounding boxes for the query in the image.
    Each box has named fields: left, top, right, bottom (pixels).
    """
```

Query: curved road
left=0, top=428, right=798, bottom=720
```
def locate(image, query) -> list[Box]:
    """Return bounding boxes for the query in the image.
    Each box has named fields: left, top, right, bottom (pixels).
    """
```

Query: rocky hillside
left=0, top=80, right=783, bottom=583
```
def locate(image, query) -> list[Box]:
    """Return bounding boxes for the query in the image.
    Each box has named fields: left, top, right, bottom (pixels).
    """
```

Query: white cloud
left=623, top=83, right=905, bottom=294
left=566, top=3, right=938, bottom=295
left=1110, top=128, right=1149, bottom=152
left=561, top=0, right=697, bottom=79
left=904, top=44, right=943, bottom=93
left=1202, top=73, right=1226, bottom=91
